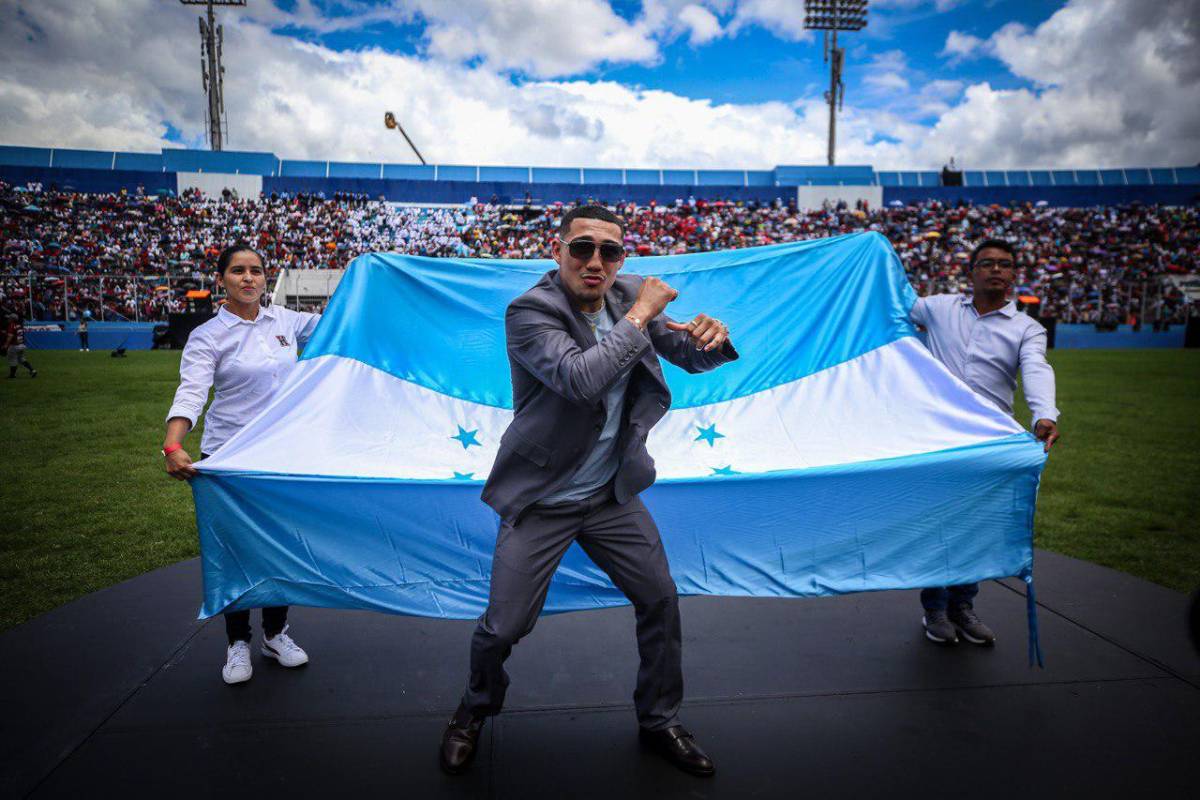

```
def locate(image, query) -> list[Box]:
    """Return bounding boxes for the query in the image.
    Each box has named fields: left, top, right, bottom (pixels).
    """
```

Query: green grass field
left=1, top=349, right=1198, bottom=632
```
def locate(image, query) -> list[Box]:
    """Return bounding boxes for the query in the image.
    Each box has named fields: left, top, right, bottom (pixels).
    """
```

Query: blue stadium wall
left=24, top=321, right=156, bottom=350
left=0, top=165, right=177, bottom=195
left=887, top=185, right=1200, bottom=207
left=4, top=163, right=1198, bottom=207
left=2, top=144, right=1198, bottom=206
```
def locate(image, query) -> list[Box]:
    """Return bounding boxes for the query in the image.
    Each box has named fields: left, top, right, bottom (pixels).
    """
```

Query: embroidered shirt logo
left=276, top=335, right=290, bottom=347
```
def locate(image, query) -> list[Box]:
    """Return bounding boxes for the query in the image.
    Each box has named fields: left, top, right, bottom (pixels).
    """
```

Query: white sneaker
left=222, top=640, right=253, bottom=684
left=262, top=625, right=309, bottom=667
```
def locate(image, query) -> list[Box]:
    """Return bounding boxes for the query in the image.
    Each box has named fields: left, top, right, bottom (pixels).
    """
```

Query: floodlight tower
left=180, top=1, right=247, bottom=151
left=804, top=0, right=869, bottom=166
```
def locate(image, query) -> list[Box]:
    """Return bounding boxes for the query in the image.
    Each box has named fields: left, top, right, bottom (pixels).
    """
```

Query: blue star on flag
left=694, top=423, right=725, bottom=447
left=453, top=471, right=475, bottom=480
left=451, top=426, right=481, bottom=450
left=710, top=465, right=738, bottom=476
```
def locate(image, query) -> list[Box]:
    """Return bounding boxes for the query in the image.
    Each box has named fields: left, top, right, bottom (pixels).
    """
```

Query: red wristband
left=162, top=442, right=184, bottom=456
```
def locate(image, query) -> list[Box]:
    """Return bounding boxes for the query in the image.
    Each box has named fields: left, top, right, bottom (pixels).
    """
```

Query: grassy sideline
left=1, top=348, right=1198, bottom=632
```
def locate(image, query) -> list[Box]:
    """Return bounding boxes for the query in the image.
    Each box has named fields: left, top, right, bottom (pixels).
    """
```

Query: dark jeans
left=463, top=487, right=683, bottom=731
left=224, top=607, right=289, bottom=645
left=921, top=583, right=979, bottom=611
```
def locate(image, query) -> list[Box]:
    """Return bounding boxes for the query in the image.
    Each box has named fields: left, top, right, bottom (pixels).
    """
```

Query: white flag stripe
left=202, top=337, right=1021, bottom=481
left=650, top=337, right=1021, bottom=477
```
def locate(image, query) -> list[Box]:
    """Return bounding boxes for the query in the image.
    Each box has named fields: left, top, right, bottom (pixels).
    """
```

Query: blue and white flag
left=193, top=233, right=1046, bottom=623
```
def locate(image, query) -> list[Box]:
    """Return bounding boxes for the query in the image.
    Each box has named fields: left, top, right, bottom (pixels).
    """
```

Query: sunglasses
left=974, top=258, right=1016, bottom=271
left=560, top=238, right=626, bottom=263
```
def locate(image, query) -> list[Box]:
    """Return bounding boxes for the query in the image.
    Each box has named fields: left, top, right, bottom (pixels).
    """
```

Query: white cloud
left=862, top=50, right=910, bottom=93
left=638, top=0, right=731, bottom=47
left=254, top=0, right=734, bottom=77
left=414, top=0, right=661, bottom=78
left=245, top=0, right=406, bottom=34
left=872, top=0, right=965, bottom=11
left=0, top=0, right=832, bottom=168
left=940, top=30, right=985, bottom=60
left=247, top=0, right=661, bottom=78
left=678, top=4, right=724, bottom=45
left=728, top=0, right=812, bottom=41
left=864, top=72, right=910, bottom=92
left=0, top=0, right=1196, bottom=173
left=935, top=0, right=1200, bottom=167
left=870, top=49, right=909, bottom=73
left=924, top=79, right=965, bottom=99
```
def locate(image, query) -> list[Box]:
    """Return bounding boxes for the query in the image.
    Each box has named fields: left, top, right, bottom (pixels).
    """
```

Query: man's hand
left=165, top=448, right=199, bottom=480
left=666, top=314, right=730, bottom=352
left=1034, top=419, right=1059, bottom=453
left=628, top=277, right=678, bottom=323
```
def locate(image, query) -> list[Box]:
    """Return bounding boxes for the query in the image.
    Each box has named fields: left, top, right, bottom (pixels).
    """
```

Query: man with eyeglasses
left=911, top=238, right=1060, bottom=646
left=439, top=205, right=737, bottom=778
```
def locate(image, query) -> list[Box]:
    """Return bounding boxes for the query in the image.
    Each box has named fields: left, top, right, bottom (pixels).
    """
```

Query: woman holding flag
left=162, top=243, right=321, bottom=685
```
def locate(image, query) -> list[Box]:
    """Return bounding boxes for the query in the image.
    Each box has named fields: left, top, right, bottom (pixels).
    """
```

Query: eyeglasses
left=560, top=238, right=626, bottom=263
left=974, top=258, right=1016, bottom=271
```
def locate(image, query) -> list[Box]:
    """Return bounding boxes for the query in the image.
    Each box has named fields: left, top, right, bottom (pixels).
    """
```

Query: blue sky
left=276, top=0, right=1063, bottom=106
left=1, top=0, right=1197, bottom=169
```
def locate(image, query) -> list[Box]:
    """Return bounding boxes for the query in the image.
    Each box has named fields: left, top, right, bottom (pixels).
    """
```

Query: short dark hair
left=558, top=205, right=626, bottom=237
left=216, top=243, right=264, bottom=276
left=968, top=238, right=1016, bottom=269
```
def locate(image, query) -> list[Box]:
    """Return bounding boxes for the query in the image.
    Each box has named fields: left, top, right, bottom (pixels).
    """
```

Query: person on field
left=5, top=313, right=37, bottom=378
left=77, top=313, right=90, bottom=352
left=163, top=243, right=321, bottom=685
left=439, top=205, right=738, bottom=778
left=911, top=238, right=1060, bottom=646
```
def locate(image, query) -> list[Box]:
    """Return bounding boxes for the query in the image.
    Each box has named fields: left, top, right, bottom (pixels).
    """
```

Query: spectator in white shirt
left=911, top=239, right=1060, bottom=648
left=163, top=244, right=320, bottom=685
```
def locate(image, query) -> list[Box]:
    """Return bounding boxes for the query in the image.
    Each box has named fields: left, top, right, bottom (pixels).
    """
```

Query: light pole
left=180, top=1, right=246, bottom=151
left=384, top=112, right=427, bottom=165
left=804, top=1, right=868, bottom=166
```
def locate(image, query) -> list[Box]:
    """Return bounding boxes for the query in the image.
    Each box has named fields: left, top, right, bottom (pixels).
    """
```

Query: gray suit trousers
left=462, top=488, right=683, bottom=730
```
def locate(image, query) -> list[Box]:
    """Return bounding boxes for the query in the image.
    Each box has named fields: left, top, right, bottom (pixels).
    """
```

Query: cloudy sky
left=1, top=0, right=1197, bottom=171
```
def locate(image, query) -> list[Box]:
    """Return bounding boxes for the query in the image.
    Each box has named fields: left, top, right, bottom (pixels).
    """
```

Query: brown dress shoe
left=638, top=725, right=715, bottom=777
left=439, top=705, right=486, bottom=774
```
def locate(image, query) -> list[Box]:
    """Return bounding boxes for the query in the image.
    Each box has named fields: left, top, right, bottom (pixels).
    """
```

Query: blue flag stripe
left=301, top=233, right=917, bottom=410
left=193, top=433, right=1042, bottom=619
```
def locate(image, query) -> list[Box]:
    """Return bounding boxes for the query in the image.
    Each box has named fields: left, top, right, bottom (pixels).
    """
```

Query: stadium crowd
left=1, top=179, right=1196, bottom=326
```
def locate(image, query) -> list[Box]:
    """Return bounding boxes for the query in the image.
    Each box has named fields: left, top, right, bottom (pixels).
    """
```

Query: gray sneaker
left=949, top=604, right=996, bottom=646
left=922, top=608, right=958, bottom=643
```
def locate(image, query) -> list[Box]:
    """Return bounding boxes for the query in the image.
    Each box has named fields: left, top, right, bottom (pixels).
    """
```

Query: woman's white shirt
left=167, top=304, right=320, bottom=455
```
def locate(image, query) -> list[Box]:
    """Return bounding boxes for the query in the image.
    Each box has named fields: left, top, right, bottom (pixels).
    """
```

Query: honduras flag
left=193, top=233, right=1046, bottom=636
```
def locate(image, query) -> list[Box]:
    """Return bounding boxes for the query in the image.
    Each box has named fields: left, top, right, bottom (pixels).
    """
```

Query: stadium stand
left=1, top=144, right=1196, bottom=344
left=2, top=175, right=1196, bottom=333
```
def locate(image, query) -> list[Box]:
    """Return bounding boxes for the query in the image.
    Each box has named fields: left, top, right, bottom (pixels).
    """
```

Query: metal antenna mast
left=180, top=1, right=246, bottom=151
left=804, top=1, right=868, bottom=166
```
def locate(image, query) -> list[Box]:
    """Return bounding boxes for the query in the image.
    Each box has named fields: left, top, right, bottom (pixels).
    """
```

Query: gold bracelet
left=624, top=313, right=644, bottom=330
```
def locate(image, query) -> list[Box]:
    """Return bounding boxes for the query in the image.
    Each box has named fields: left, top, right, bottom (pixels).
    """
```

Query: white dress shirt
left=167, top=303, right=320, bottom=455
left=911, top=294, right=1059, bottom=426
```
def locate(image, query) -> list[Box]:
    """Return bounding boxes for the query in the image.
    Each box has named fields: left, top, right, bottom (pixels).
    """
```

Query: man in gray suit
left=440, top=205, right=737, bottom=777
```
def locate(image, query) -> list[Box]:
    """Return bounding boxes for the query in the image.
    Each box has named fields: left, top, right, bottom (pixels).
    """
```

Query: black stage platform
left=3, top=550, right=1197, bottom=798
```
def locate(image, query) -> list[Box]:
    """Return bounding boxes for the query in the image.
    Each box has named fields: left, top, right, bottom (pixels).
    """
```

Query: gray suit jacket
left=481, top=270, right=738, bottom=522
